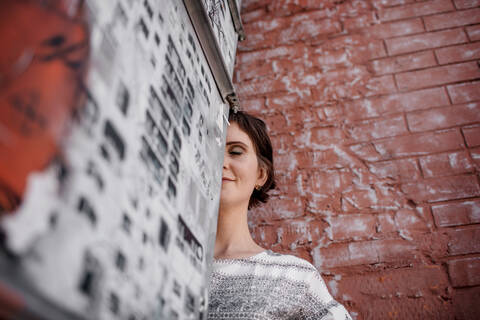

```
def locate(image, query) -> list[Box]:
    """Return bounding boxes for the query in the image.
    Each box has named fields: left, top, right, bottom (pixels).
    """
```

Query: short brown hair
left=228, top=108, right=276, bottom=209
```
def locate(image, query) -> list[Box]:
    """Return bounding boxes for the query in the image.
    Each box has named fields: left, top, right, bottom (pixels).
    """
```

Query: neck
left=214, top=201, right=260, bottom=257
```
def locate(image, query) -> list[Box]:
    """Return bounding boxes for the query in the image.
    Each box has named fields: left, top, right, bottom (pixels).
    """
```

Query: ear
left=256, top=163, right=268, bottom=188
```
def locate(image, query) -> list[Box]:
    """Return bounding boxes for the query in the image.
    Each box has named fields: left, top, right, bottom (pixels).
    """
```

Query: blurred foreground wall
left=234, top=0, right=480, bottom=319
left=0, top=0, right=242, bottom=319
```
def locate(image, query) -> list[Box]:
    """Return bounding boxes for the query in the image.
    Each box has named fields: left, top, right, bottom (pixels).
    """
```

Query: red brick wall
left=234, top=0, right=480, bottom=318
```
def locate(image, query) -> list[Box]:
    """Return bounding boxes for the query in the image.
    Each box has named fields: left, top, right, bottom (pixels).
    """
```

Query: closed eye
left=228, top=146, right=244, bottom=155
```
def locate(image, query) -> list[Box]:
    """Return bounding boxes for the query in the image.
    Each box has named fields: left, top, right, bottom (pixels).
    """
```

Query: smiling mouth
left=222, top=178, right=234, bottom=182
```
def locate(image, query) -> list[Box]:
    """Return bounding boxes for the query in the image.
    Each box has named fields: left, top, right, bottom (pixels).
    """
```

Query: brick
left=237, top=45, right=306, bottom=64
left=251, top=224, right=280, bottom=246
left=277, top=219, right=326, bottom=247
left=395, top=208, right=429, bottom=230
left=239, top=97, right=266, bottom=114
left=263, top=112, right=289, bottom=136
left=266, top=93, right=304, bottom=109
left=327, top=35, right=387, bottom=60
left=314, top=239, right=417, bottom=268
left=241, top=8, right=267, bottom=23
left=347, top=115, right=407, bottom=142
left=295, top=127, right=346, bottom=148
left=436, top=42, right=480, bottom=64
left=371, top=129, right=465, bottom=159
left=341, top=188, right=382, bottom=211
left=344, top=87, right=449, bottom=120
left=241, top=0, right=270, bottom=12
left=454, top=0, right=480, bottom=9
left=385, top=29, right=467, bottom=55
left=377, top=213, right=397, bottom=233
left=266, top=0, right=326, bottom=15
left=453, top=287, right=480, bottom=319
left=313, top=243, right=352, bottom=268
left=235, top=61, right=274, bottom=82
left=448, top=257, right=480, bottom=287
left=466, top=24, right=480, bottom=41
left=244, top=17, right=286, bottom=34
left=308, top=170, right=353, bottom=194
left=368, top=158, right=421, bottom=181
left=366, top=18, right=425, bottom=39
left=278, top=19, right=341, bottom=44
left=290, top=10, right=329, bottom=24
left=328, top=214, right=377, bottom=240
left=396, top=62, right=480, bottom=91
left=407, top=102, right=480, bottom=132
left=339, top=265, right=454, bottom=319
left=237, top=32, right=269, bottom=51
left=373, top=0, right=416, bottom=7
left=309, top=48, right=351, bottom=68
left=271, top=133, right=295, bottom=155
left=370, top=51, right=437, bottom=75
left=365, top=75, right=397, bottom=96
left=400, top=175, right=480, bottom=203
left=362, top=296, right=453, bottom=320
left=447, top=227, right=480, bottom=255
left=447, top=81, right=480, bottom=104
left=472, top=147, right=480, bottom=166
left=379, top=0, right=454, bottom=22
left=425, top=8, right=480, bottom=31
left=419, top=150, right=474, bottom=178
left=463, top=126, right=480, bottom=147
left=338, top=265, right=449, bottom=297
left=432, top=199, right=480, bottom=227
left=251, top=195, right=305, bottom=223
left=295, top=149, right=353, bottom=170
left=237, top=76, right=288, bottom=97
left=344, top=12, right=378, bottom=30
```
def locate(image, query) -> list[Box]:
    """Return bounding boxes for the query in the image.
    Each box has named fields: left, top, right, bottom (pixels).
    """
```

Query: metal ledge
left=183, top=0, right=240, bottom=109
left=227, top=0, right=245, bottom=41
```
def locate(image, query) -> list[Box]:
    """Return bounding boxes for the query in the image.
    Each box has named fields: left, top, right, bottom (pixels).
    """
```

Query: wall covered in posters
left=0, top=0, right=242, bottom=319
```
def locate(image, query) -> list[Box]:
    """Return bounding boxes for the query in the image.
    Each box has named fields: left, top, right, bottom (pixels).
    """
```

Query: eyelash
left=229, top=149, right=243, bottom=156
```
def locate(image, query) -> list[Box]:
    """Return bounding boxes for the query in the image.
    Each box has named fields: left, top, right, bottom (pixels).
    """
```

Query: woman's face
left=220, top=121, right=266, bottom=208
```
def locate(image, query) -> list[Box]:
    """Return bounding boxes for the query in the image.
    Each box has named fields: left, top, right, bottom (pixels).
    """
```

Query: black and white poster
left=0, top=0, right=241, bottom=319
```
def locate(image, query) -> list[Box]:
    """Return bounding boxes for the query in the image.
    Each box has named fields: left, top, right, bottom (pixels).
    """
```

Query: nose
left=223, top=150, right=230, bottom=170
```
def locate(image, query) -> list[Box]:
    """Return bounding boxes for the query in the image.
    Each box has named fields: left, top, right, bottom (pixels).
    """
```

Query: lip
left=222, top=177, right=235, bottom=181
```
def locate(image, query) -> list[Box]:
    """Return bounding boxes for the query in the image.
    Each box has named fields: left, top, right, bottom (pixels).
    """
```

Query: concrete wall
left=234, top=0, right=480, bottom=318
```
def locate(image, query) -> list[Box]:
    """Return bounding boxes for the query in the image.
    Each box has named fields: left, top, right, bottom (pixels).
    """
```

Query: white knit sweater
left=207, top=249, right=352, bottom=320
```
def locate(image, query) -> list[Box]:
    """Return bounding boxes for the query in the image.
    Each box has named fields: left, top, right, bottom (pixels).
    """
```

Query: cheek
left=242, top=158, right=259, bottom=184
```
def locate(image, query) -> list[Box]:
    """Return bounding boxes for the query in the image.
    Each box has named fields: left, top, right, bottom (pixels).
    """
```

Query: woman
left=207, top=108, right=351, bottom=319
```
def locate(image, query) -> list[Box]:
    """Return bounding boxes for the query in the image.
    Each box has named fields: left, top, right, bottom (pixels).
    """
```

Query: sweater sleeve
left=300, top=269, right=352, bottom=320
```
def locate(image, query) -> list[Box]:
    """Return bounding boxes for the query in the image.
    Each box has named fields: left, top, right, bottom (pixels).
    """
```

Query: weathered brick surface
left=454, top=0, right=480, bottom=9
left=425, top=8, right=480, bottom=31
left=463, top=125, right=480, bottom=147
left=432, top=199, right=480, bottom=227
left=395, top=62, right=480, bottom=91
left=370, top=51, right=437, bottom=75
left=453, top=286, right=480, bottom=320
left=448, top=257, right=480, bottom=287
left=236, top=0, right=480, bottom=318
left=378, top=0, right=454, bottom=22
left=406, top=102, right=480, bottom=132
left=447, top=81, right=480, bottom=104
left=418, top=150, right=474, bottom=178
left=447, top=227, right=480, bottom=255
left=467, top=24, right=480, bottom=40
left=435, top=42, right=480, bottom=64
left=385, top=28, right=468, bottom=55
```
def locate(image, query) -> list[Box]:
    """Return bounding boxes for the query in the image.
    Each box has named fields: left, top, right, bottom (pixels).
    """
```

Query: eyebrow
left=226, top=141, right=248, bottom=147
